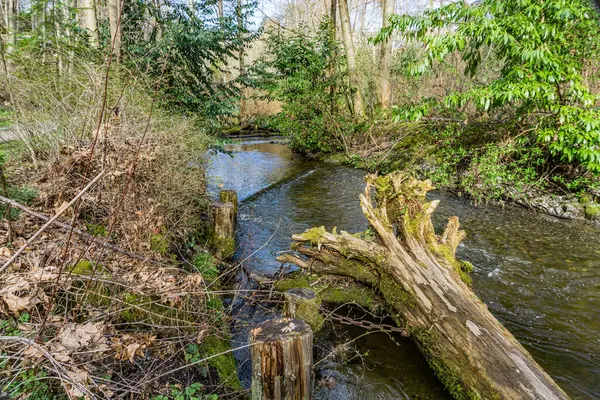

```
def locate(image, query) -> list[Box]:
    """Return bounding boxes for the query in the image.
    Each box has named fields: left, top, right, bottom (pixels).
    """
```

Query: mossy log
left=279, top=173, right=568, bottom=400
left=250, top=318, right=313, bottom=400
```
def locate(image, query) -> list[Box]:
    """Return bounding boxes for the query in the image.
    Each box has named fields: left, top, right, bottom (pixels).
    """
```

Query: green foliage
left=0, top=107, right=14, bottom=128
left=151, top=382, right=217, bottom=400
left=250, top=22, right=355, bottom=155
left=199, top=335, right=243, bottom=392
left=86, top=223, right=108, bottom=237
left=124, top=0, right=257, bottom=117
left=0, top=369, right=65, bottom=400
left=376, top=0, right=600, bottom=173
left=193, top=252, right=220, bottom=282
left=150, top=233, right=170, bottom=254
left=0, top=184, right=38, bottom=220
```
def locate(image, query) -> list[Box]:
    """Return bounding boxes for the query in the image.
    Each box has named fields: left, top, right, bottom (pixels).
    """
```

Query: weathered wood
left=209, top=201, right=235, bottom=259
left=250, top=318, right=313, bottom=400
left=219, top=189, right=238, bottom=218
left=284, top=288, right=323, bottom=330
left=281, top=173, right=569, bottom=400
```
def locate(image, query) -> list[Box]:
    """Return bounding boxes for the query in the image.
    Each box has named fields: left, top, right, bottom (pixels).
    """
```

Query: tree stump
left=209, top=201, right=235, bottom=259
left=284, top=288, right=323, bottom=330
left=250, top=318, right=313, bottom=400
left=219, top=189, right=239, bottom=218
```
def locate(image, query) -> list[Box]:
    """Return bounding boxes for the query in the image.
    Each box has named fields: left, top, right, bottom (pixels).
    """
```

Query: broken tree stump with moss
left=284, top=288, right=324, bottom=330
left=279, top=173, right=568, bottom=400
left=209, top=201, right=235, bottom=259
left=250, top=318, right=313, bottom=400
left=219, top=189, right=239, bottom=218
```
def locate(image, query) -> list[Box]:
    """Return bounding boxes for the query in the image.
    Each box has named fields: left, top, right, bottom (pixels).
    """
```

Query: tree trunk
left=7, top=0, right=17, bottom=53
left=377, top=0, right=394, bottom=109
left=328, top=0, right=337, bottom=113
left=250, top=318, right=313, bottom=400
left=108, top=0, right=121, bottom=61
left=280, top=173, right=569, bottom=400
left=80, top=0, right=98, bottom=47
left=237, top=0, right=246, bottom=118
left=338, top=0, right=364, bottom=117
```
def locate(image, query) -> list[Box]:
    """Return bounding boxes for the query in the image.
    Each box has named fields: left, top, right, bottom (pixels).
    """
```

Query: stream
left=206, top=138, right=600, bottom=400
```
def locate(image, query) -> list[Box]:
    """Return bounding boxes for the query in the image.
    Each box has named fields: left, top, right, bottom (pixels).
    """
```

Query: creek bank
left=320, top=140, right=600, bottom=225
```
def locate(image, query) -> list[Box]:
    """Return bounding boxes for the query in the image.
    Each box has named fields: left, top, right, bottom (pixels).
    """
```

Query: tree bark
left=80, top=0, right=98, bottom=47
left=338, top=0, right=364, bottom=117
left=209, top=201, right=235, bottom=260
left=108, top=0, right=121, bottom=61
left=237, top=0, right=246, bottom=118
left=377, top=0, right=394, bottom=109
left=280, top=173, right=569, bottom=400
left=7, top=0, right=17, bottom=53
left=250, top=318, right=313, bottom=400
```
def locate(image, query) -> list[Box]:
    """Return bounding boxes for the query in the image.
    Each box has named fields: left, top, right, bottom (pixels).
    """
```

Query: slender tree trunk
left=328, top=0, right=337, bottom=113
left=338, top=0, right=364, bottom=117
left=217, top=0, right=223, bottom=18
left=80, top=0, right=98, bottom=47
left=108, top=0, right=121, bottom=61
left=7, top=0, right=17, bottom=53
left=237, top=0, right=246, bottom=118
left=377, top=0, right=394, bottom=109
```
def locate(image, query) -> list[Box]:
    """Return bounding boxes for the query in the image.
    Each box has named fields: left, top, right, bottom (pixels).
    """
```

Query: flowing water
left=206, top=138, right=600, bottom=399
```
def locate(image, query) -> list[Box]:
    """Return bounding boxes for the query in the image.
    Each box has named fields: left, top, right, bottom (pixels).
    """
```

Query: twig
left=0, top=194, right=174, bottom=268
left=0, top=171, right=105, bottom=274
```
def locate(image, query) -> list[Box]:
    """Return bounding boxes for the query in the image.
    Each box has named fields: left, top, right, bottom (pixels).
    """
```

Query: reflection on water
left=207, top=139, right=600, bottom=400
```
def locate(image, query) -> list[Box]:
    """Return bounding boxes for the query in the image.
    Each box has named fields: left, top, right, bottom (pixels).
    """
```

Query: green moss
left=86, top=223, right=108, bottom=237
left=585, top=203, right=600, bottom=219
left=319, top=286, right=376, bottom=309
left=412, top=328, right=482, bottom=400
left=579, top=194, right=592, bottom=204
left=0, top=185, right=38, bottom=220
left=69, top=260, right=109, bottom=276
left=200, top=335, right=243, bottom=392
left=193, top=252, right=220, bottom=282
left=378, top=272, right=414, bottom=311
left=301, top=226, right=327, bottom=245
left=209, top=235, right=235, bottom=259
left=274, top=274, right=311, bottom=292
left=434, top=244, right=473, bottom=285
left=286, top=295, right=324, bottom=331
left=118, top=292, right=200, bottom=329
left=150, top=234, right=169, bottom=254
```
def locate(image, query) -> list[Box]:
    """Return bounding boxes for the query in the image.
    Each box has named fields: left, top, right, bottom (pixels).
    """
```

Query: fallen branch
left=1, top=171, right=105, bottom=274
left=281, top=173, right=569, bottom=400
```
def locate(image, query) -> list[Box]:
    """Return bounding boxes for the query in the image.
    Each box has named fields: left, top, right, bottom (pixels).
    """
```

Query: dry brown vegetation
left=0, top=60, right=245, bottom=399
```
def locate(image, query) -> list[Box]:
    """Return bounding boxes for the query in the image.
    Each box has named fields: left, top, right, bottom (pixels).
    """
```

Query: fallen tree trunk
left=277, top=173, right=568, bottom=400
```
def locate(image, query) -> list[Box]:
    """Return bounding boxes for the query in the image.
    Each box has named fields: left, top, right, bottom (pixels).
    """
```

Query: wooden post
left=219, top=189, right=238, bottom=218
left=250, top=318, right=313, bottom=400
left=209, top=201, right=235, bottom=259
left=284, top=288, right=323, bottom=330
